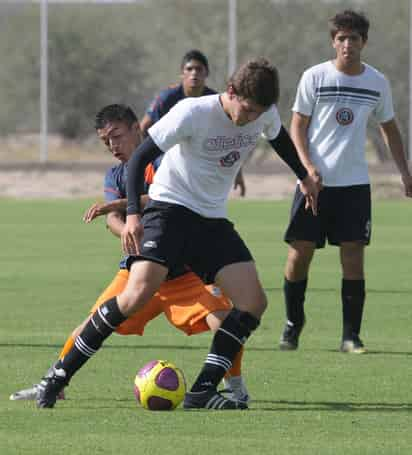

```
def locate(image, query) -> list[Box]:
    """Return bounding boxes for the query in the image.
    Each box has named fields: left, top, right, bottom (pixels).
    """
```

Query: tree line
left=0, top=0, right=408, bottom=160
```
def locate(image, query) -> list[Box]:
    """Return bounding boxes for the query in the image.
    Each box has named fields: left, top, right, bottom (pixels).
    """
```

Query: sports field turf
left=1, top=199, right=411, bottom=454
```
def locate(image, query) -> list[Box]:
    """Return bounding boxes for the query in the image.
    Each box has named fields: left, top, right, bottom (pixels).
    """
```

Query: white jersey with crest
left=148, top=94, right=281, bottom=218
left=293, top=61, right=394, bottom=186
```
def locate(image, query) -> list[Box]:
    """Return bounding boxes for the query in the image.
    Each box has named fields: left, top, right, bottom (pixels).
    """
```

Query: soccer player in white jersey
left=37, top=58, right=319, bottom=410
left=279, top=10, right=412, bottom=354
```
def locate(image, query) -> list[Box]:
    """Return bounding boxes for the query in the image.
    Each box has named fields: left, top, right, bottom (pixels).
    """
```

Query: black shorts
left=284, top=184, right=371, bottom=248
left=127, top=200, right=253, bottom=284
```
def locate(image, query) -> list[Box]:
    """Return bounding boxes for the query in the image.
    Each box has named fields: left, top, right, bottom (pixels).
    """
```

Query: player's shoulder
left=105, top=162, right=125, bottom=180
left=175, top=93, right=220, bottom=112
left=156, top=84, right=184, bottom=101
left=302, top=61, right=331, bottom=78
left=362, top=63, right=389, bottom=83
left=203, top=86, right=218, bottom=95
left=260, top=103, right=281, bottom=126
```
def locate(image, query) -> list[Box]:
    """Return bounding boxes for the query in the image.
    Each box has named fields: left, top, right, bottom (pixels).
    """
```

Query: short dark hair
left=94, top=104, right=138, bottom=130
left=228, top=58, right=279, bottom=107
left=181, top=49, right=209, bottom=75
left=329, top=10, right=369, bottom=41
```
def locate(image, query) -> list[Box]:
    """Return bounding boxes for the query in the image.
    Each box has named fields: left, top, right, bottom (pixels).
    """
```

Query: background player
left=140, top=49, right=246, bottom=196
left=279, top=10, right=412, bottom=353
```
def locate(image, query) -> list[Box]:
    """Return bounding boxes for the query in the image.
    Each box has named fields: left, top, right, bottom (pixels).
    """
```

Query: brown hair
left=228, top=58, right=279, bottom=107
left=329, top=10, right=369, bottom=41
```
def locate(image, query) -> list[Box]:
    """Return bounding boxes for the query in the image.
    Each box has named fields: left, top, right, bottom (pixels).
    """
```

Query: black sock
left=341, top=279, right=365, bottom=340
left=57, top=297, right=127, bottom=380
left=284, top=278, right=307, bottom=328
left=190, top=308, right=259, bottom=393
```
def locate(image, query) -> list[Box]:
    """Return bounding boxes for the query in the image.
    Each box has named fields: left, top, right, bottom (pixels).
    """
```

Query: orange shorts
left=91, top=270, right=232, bottom=336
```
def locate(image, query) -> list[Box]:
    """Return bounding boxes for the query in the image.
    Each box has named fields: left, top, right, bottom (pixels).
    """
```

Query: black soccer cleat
left=279, top=320, right=305, bottom=351
left=36, top=366, right=68, bottom=409
left=183, top=388, right=248, bottom=410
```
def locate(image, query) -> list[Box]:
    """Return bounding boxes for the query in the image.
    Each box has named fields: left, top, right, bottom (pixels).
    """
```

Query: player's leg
left=10, top=318, right=87, bottom=401
left=10, top=271, right=129, bottom=401
left=339, top=242, right=366, bottom=353
left=204, top=310, right=248, bottom=404
left=54, top=269, right=131, bottom=364
left=197, top=286, right=245, bottom=383
left=280, top=185, right=323, bottom=350
left=201, top=286, right=246, bottom=386
left=159, top=270, right=250, bottom=405
left=280, top=240, right=315, bottom=350
left=184, top=261, right=264, bottom=410
left=37, top=260, right=168, bottom=408
left=333, top=185, right=371, bottom=354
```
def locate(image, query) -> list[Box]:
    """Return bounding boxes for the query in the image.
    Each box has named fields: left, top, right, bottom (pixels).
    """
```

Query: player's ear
left=132, top=121, right=142, bottom=142
left=227, top=84, right=236, bottom=99
left=131, top=121, right=141, bottom=134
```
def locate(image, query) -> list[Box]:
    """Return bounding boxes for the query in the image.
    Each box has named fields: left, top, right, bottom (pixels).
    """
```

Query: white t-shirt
left=293, top=61, right=394, bottom=186
left=148, top=94, right=281, bottom=218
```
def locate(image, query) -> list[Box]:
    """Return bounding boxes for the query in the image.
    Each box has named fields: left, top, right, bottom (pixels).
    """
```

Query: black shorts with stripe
left=284, top=184, right=371, bottom=248
left=127, top=199, right=253, bottom=284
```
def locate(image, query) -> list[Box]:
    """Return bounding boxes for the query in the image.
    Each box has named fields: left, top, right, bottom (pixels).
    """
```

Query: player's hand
left=83, top=202, right=105, bottom=223
left=401, top=173, right=412, bottom=198
left=121, top=214, right=143, bottom=255
left=299, top=174, right=320, bottom=216
left=306, top=164, right=323, bottom=190
left=233, top=169, right=246, bottom=197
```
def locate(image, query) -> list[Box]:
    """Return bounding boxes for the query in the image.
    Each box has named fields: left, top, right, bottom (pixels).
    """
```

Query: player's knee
left=206, top=310, right=230, bottom=332
left=117, top=284, right=154, bottom=316
left=250, top=287, right=268, bottom=318
left=286, top=243, right=314, bottom=280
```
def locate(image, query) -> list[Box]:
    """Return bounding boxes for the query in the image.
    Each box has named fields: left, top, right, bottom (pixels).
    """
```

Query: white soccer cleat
left=340, top=338, right=367, bottom=354
left=10, top=383, right=66, bottom=401
left=222, top=375, right=250, bottom=404
left=10, top=384, right=40, bottom=401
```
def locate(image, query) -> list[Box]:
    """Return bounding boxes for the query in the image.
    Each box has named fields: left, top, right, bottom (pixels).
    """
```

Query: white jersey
left=293, top=61, right=394, bottom=186
left=148, top=94, right=281, bottom=218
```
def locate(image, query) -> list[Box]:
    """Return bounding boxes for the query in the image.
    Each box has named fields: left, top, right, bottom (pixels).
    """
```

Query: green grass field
left=1, top=199, right=411, bottom=455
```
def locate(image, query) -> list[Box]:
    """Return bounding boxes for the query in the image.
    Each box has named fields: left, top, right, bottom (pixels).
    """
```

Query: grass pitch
left=1, top=199, right=411, bottom=454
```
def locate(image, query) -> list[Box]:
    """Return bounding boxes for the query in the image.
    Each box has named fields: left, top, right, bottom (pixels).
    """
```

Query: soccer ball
left=134, top=360, right=186, bottom=410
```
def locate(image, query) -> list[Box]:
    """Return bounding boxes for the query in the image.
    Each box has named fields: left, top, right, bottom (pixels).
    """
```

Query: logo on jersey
left=336, top=108, right=354, bottom=125
left=220, top=151, right=240, bottom=167
left=204, top=134, right=259, bottom=151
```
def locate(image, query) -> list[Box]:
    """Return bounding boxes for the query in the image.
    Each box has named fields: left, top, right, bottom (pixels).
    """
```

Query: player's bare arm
left=379, top=119, right=412, bottom=197
left=83, top=195, right=151, bottom=224
left=106, top=211, right=126, bottom=238
left=83, top=199, right=127, bottom=223
left=121, top=213, right=143, bottom=255
left=290, top=112, right=322, bottom=186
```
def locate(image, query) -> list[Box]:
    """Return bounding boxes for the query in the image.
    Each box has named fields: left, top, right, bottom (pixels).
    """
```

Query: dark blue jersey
left=104, top=158, right=163, bottom=269
left=104, top=162, right=128, bottom=202
left=145, top=84, right=216, bottom=123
